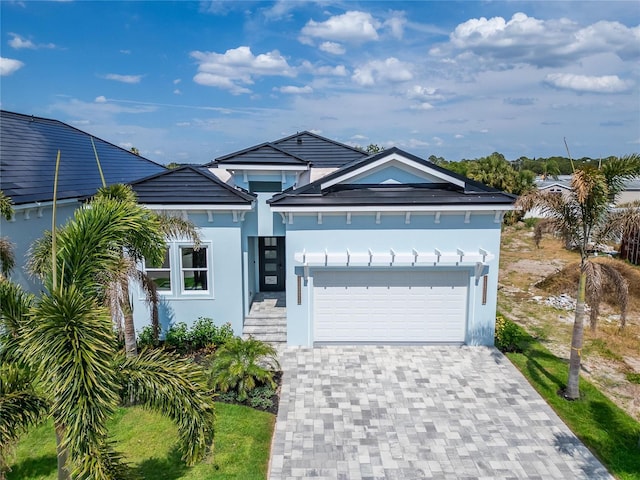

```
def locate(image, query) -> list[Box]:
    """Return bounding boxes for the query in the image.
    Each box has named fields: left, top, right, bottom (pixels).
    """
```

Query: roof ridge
left=273, top=130, right=367, bottom=155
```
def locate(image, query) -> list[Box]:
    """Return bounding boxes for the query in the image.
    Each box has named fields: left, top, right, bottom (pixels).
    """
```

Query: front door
left=259, top=237, right=285, bottom=291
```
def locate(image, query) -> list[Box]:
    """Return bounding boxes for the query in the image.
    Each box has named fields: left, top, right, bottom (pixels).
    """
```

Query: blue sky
left=1, top=1, right=638, bottom=165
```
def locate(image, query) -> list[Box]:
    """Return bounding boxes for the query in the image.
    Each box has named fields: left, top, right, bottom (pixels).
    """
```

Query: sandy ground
left=498, top=226, right=640, bottom=421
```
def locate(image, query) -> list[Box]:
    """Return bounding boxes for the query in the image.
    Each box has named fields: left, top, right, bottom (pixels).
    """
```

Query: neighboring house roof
left=269, top=147, right=516, bottom=209
left=0, top=110, right=166, bottom=205
left=210, top=131, right=367, bottom=169
left=129, top=165, right=255, bottom=205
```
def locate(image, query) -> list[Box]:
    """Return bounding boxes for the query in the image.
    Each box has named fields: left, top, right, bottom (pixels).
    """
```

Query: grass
left=503, top=321, right=640, bottom=480
left=6, top=403, right=275, bottom=480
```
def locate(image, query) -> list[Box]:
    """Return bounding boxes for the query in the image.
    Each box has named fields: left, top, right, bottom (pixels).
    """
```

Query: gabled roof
left=269, top=147, right=516, bottom=209
left=272, top=131, right=368, bottom=167
left=129, top=165, right=255, bottom=205
left=210, top=131, right=367, bottom=169
left=0, top=110, right=166, bottom=205
left=213, top=143, right=308, bottom=167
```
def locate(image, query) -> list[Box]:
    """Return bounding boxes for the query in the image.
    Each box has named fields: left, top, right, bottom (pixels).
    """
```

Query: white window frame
left=141, top=242, right=214, bottom=299
left=144, top=246, right=173, bottom=295
left=178, top=243, right=212, bottom=296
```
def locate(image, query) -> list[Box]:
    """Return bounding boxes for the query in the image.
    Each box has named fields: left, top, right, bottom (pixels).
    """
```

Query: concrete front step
left=243, top=333, right=287, bottom=343
left=243, top=325, right=287, bottom=335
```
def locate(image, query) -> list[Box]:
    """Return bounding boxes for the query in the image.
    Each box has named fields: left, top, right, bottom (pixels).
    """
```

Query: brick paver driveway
left=269, top=346, right=611, bottom=480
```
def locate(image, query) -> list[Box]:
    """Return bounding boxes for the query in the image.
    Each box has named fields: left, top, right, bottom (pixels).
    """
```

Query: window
left=180, top=246, right=208, bottom=292
left=248, top=181, right=282, bottom=193
left=145, top=247, right=172, bottom=292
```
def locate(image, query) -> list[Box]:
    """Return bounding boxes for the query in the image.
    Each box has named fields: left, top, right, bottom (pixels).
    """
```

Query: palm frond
left=0, top=280, right=34, bottom=362
left=0, top=363, right=49, bottom=450
left=0, top=191, right=13, bottom=221
left=600, top=153, right=640, bottom=199
left=0, top=237, right=15, bottom=278
left=115, top=349, right=215, bottom=466
left=158, top=213, right=201, bottom=248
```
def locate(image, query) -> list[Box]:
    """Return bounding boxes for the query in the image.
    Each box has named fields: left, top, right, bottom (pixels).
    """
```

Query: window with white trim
left=180, top=246, right=209, bottom=293
left=142, top=243, right=212, bottom=298
left=145, top=247, right=172, bottom=293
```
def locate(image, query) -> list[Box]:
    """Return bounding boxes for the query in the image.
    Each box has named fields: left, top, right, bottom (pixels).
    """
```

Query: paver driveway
left=269, top=345, right=611, bottom=480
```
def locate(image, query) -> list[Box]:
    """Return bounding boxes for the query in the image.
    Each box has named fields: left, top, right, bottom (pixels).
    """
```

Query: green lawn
left=505, top=324, right=640, bottom=480
left=7, top=403, right=275, bottom=480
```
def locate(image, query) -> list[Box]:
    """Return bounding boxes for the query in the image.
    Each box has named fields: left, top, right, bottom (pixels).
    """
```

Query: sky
left=1, top=1, right=639, bottom=165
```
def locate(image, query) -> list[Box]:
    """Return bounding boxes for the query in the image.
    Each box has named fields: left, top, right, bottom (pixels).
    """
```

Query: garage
left=313, top=269, right=469, bottom=343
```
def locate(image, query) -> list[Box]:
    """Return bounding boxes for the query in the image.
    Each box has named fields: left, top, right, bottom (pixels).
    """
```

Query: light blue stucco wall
left=1, top=202, right=80, bottom=293
left=131, top=211, right=246, bottom=337
left=282, top=211, right=504, bottom=346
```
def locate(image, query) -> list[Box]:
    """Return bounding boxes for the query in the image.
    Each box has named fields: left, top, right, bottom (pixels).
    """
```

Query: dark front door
left=259, top=237, right=285, bottom=291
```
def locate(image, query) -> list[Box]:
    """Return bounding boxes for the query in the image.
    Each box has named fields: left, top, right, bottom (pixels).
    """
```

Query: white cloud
left=173, top=89, right=182, bottom=95
left=300, top=60, right=348, bottom=77
left=384, top=13, right=407, bottom=39
left=544, top=73, right=632, bottom=93
left=319, top=41, right=345, bottom=55
left=275, top=85, right=313, bottom=94
left=191, top=46, right=294, bottom=94
left=0, top=57, right=24, bottom=76
left=352, top=57, right=413, bottom=86
left=410, top=102, right=435, bottom=111
left=300, top=11, right=380, bottom=43
left=8, top=33, right=56, bottom=50
left=94, top=95, right=107, bottom=103
left=454, top=134, right=464, bottom=139
left=104, top=73, right=143, bottom=84
left=437, top=12, right=640, bottom=69
left=173, top=78, right=181, bottom=84
left=120, top=49, right=131, bottom=55
left=406, top=85, right=445, bottom=102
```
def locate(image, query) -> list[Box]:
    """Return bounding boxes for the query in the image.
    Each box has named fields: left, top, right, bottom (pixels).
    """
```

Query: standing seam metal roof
left=1, top=110, right=166, bottom=205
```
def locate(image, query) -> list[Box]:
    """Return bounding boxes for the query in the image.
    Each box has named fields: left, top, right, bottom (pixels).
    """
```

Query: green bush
left=494, top=314, right=527, bottom=352
left=209, top=337, right=280, bottom=402
left=165, top=322, right=190, bottom=353
left=523, top=217, right=539, bottom=229
left=190, top=317, right=219, bottom=350
left=137, top=325, right=157, bottom=349
left=248, top=386, right=275, bottom=410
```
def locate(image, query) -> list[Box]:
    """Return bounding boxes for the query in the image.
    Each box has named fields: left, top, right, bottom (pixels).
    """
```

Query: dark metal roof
left=129, top=165, right=255, bottom=205
left=269, top=147, right=517, bottom=208
left=210, top=131, right=367, bottom=168
left=273, top=131, right=368, bottom=167
left=214, top=143, right=308, bottom=166
left=0, top=110, right=166, bottom=205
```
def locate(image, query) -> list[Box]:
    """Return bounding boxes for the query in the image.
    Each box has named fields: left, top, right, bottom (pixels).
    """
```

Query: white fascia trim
left=216, top=164, right=309, bottom=172
left=321, top=152, right=465, bottom=190
left=270, top=204, right=515, bottom=213
left=12, top=198, right=80, bottom=210
left=143, top=204, right=254, bottom=211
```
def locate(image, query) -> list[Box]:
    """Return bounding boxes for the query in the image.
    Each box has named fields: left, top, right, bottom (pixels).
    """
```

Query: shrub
left=209, top=337, right=280, bottom=402
left=523, top=217, right=539, bottom=229
left=248, top=386, right=275, bottom=410
left=137, top=325, right=157, bottom=349
left=494, top=314, right=526, bottom=353
left=190, top=317, right=219, bottom=350
left=165, top=322, right=190, bottom=353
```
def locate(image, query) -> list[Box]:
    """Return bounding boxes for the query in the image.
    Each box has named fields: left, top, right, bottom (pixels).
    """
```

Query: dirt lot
left=498, top=224, right=640, bottom=421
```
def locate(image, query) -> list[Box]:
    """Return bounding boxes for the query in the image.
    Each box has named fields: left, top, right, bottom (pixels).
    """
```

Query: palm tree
left=467, top=152, right=535, bottom=195
left=1, top=194, right=214, bottom=479
left=0, top=191, right=14, bottom=279
left=518, top=154, right=640, bottom=399
left=209, top=337, right=280, bottom=402
left=28, top=184, right=200, bottom=357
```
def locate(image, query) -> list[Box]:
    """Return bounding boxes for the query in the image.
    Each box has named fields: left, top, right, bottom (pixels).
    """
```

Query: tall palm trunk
left=566, top=268, right=587, bottom=399
left=122, top=279, right=137, bottom=358
left=55, top=423, right=70, bottom=480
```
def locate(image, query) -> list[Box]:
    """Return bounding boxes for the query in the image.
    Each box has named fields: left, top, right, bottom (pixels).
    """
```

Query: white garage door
left=313, top=270, right=468, bottom=343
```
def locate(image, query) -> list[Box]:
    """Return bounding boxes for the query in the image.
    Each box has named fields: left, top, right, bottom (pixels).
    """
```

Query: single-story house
left=2, top=110, right=517, bottom=346
left=127, top=132, right=516, bottom=346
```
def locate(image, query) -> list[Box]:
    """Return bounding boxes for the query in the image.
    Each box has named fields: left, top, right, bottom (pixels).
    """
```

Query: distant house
left=0, top=110, right=166, bottom=290
left=2, top=111, right=516, bottom=346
